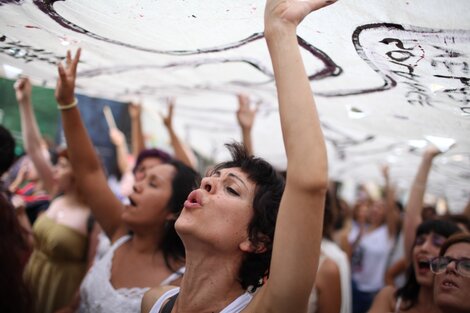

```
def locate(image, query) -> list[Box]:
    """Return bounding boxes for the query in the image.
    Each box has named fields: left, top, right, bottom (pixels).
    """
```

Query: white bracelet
left=58, top=98, right=78, bottom=110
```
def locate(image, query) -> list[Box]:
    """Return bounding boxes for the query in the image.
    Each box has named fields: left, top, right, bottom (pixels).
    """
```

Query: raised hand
left=162, top=97, right=175, bottom=129
left=128, top=102, right=142, bottom=119
left=109, top=128, right=126, bottom=146
left=264, top=0, right=336, bottom=30
left=236, top=94, right=257, bottom=131
left=14, top=77, right=32, bottom=104
left=424, top=144, right=442, bottom=158
left=381, top=164, right=390, bottom=180
left=55, top=48, right=81, bottom=106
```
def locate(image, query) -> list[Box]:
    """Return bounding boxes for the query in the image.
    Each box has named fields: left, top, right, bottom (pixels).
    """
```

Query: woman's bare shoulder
left=368, top=285, right=396, bottom=313
left=141, top=285, right=178, bottom=313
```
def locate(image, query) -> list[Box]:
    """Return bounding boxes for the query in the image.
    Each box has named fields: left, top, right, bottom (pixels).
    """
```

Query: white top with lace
left=78, top=235, right=184, bottom=313
left=149, top=288, right=253, bottom=313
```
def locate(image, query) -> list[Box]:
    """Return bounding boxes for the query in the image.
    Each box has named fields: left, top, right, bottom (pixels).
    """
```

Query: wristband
left=58, top=98, right=78, bottom=110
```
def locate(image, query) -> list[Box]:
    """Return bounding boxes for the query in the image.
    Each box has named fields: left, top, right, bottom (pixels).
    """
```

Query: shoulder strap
left=394, top=296, right=402, bottom=313
left=160, top=293, right=178, bottom=313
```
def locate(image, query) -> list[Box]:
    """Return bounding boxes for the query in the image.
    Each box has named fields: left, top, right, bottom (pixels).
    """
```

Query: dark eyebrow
left=227, top=173, right=248, bottom=190
left=212, top=170, right=248, bottom=190
left=148, top=172, right=168, bottom=183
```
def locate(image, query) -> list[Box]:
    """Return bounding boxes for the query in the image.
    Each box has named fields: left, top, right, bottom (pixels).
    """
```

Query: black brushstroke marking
left=76, top=38, right=340, bottom=86
left=34, top=0, right=264, bottom=56
left=316, top=23, right=470, bottom=99
left=316, top=23, right=403, bottom=97
left=0, top=33, right=66, bottom=65
left=434, top=74, right=470, bottom=86
left=0, top=0, right=23, bottom=6
left=34, top=0, right=341, bottom=82
left=298, top=36, right=342, bottom=80
left=77, top=58, right=274, bottom=82
left=393, top=114, right=409, bottom=120
left=321, top=121, right=375, bottom=160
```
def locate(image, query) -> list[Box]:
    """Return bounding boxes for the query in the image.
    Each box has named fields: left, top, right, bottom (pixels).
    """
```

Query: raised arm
left=55, top=49, right=126, bottom=241
left=464, top=197, right=470, bottom=218
left=109, top=127, right=132, bottom=175
left=162, top=98, right=198, bottom=169
left=128, top=102, right=146, bottom=157
left=254, top=1, right=332, bottom=312
left=403, top=145, right=441, bottom=261
left=14, top=78, right=56, bottom=195
left=382, top=165, right=400, bottom=238
left=236, top=94, right=257, bottom=156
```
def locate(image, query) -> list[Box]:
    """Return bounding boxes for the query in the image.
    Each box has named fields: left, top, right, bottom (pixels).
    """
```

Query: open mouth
left=442, top=279, right=458, bottom=288
left=128, top=196, right=137, bottom=207
left=188, top=190, right=201, bottom=205
left=418, top=260, right=431, bottom=269
left=184, top=190, right=202, bottom=209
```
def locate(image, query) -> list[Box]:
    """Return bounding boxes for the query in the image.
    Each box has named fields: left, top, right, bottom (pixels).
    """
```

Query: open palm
left=265, top=0, right=336, bottom=28
left=55, top=48, right=81, bottom=106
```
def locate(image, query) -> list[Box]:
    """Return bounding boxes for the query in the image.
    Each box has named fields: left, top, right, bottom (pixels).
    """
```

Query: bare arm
left=55, top=49, right=126, bottom=241
left=367, top=285, right=395, bottom=313
left=249, top=1, right=332, bottom=312
left=162, top=98, right=198, bottom=169
left=129, top=102, right=146, bottom=157
left=464, top=197, right=470, bottom=218
left=384, top=257, right=406, bottom=287
left=236, top=94, right=257, bottom=156
left=382, top=165, right=400, bottom=238
left=109, top=127, right=132, bottom=175
left=403, top=145, right=440, bottom=261
left=316, top=258, right=341, bottom=313
left=15, top=78, right=56, bottom=195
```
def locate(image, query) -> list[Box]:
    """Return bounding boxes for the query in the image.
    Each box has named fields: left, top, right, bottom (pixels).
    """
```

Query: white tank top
left=79, top=235, right=184, bottom=313
left=149, top=288, right=253, bottom=313
left=349, top=224, right=394, bottom=292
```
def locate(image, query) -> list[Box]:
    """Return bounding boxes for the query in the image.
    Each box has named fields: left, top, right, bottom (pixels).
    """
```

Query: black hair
left=0, top=195, right=33, bottom=313
left=439, top=233, right=470, bottom=256
left=445, top=214, right=470, bottom=233
left=212, top=142, right=285, bottom=292
left=160, top=159, right=201, bottom=271
left=133, top=148, right=172, bottom=174
left=395, top=219, right=461, bottom=310
left=0, top=125, right=16, bottom=176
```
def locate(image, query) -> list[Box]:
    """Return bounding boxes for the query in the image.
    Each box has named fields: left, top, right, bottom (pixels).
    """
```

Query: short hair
left=161, top=159, right=201, bottom=271
left=0, top=125, right=16, bottom=176
left=211, top=142, right=285, bottom=292
left=439, top=233, right=470, bottom=257
left=133, top=148, right=172, bottom=174
left=445, top=214, right=470, bottom=233
left=395, top=219, right=462, bottom=309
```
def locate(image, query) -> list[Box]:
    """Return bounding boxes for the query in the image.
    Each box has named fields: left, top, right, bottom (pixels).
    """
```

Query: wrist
left=19, top=98, right=32, bottom=106
left=264, top=22, right=297, bottom=41
left=58, top=98, right=78, bottom=110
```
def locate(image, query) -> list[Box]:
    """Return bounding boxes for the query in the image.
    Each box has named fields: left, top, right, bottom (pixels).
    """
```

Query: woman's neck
left=414, top=286, right=442, bottom=313
left=128, top=231, right=163, bottom=254
left=61, top=185, right=86, bottom=205
left=175, top=251, right=246, bottom=312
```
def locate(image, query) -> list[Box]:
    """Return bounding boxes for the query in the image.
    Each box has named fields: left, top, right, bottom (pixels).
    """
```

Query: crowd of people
left=1, top=1, right=470, bottom=313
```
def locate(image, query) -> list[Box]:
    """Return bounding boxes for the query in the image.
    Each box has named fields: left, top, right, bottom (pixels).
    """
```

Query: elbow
left=287, top=174, right=329, bottom=196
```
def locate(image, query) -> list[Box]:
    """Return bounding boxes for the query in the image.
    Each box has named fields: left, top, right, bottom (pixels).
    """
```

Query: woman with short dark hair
left=432, top=233, right=470, bottom=313
left=141, top=0, right=334, bottom=312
